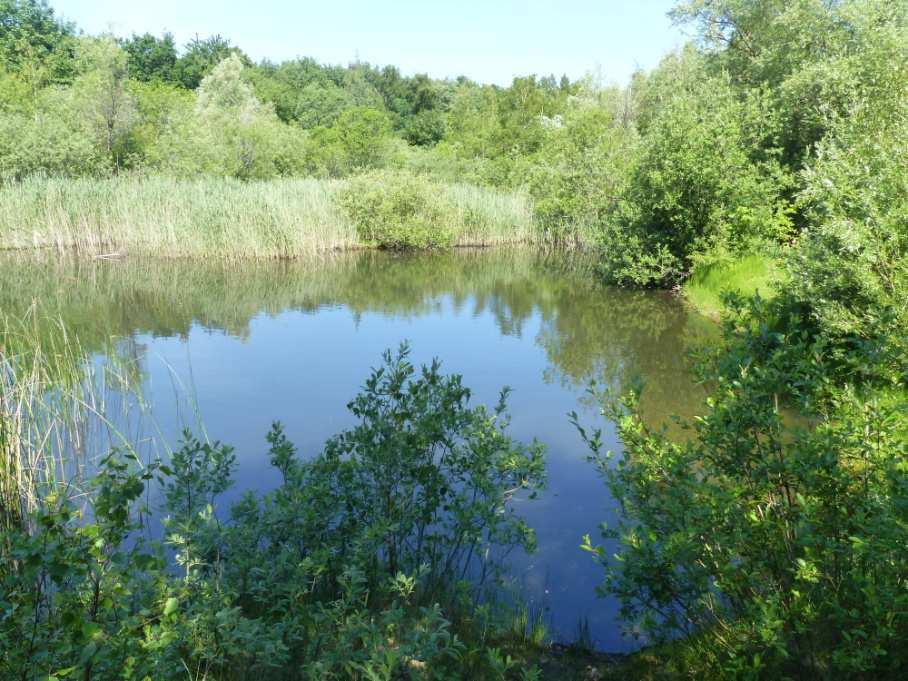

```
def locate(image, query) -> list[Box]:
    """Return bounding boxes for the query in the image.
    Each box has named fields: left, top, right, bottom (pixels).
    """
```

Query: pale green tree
left=152, top=53, right=304, bottom=178
left=70, top=36, right=136, bottom=170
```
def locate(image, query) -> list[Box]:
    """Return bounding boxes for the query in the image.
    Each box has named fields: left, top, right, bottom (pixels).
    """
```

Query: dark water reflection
left=1, top=249, right=716, bottom=651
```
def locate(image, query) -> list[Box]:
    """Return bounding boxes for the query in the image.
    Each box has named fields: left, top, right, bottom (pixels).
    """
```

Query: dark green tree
left=0, top=0, right=75, bottom=85
left=175, top=34, right=237, bottom=89
left=404, top=108, right=445, bottom=146
left=121, top=32, right=177, bottom=83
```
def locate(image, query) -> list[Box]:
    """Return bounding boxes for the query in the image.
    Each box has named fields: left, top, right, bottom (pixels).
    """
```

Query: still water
left=3, top=248, right=714, bottom=651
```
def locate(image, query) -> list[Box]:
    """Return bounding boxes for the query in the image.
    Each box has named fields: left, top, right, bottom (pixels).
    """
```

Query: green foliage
left=247, top=61, right=357, bottom=129
left=439, top=76, right=573, bottom=189
left=404, top=108, right=446, bottom=147
left=340, top=171, right=457, bottom=249
left=71, top=36, right=136, bottom=170
left=1, top=2, right=906, bottom=678
left=571, top=12, right=908, bottom=661
left=0, top=67, right=29, bottom=112
left=304, top=106, right=395, bottom=177
left=583, top=0, right=907, bottom=288
left=670, top=0, right=908, bottom=166
left=790, top=89, right=908, bottom=356
left=175, top=34, right=238, bottom=90
left=0, top=0, right=75, bottom=85
left=0, top=101, right=105, bottom=180
left=574, top=294, right=908, bottom=678
left=1, top=347, right=546, bottom=679
left=126, top=79, right=193, bottom=163
left=600, top=51, right=792, bottom=286
left=359, top=65, right=446, bottom=135
left=0, top=35, right=142, bottom=178
left=246, top=57, right=346, bottom=125
left=235, top=344, right=545, bottom=631
left=0, top=451, right=165, bottom=680
left=121, top=32, right=177, bottom=83
left=150, top=54, right=306, bottom=179
left=526, top=87, right=639, bottom=244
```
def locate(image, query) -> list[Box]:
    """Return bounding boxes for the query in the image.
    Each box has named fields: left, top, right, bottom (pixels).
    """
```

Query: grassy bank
left=0, top=174, right=538, bottom=258
left=683, top=254, right=783, bottom=319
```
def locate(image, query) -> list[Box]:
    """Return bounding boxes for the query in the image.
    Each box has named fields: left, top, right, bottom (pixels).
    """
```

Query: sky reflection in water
left=4, top=249, right=715, bottom=651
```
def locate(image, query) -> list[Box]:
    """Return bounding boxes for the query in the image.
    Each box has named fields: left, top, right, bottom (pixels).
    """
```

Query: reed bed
left=0, top=308, right=157, bottom=529
left=0, top=174, right=539, bottom=258
left=443, top=181, right=537, bottom=246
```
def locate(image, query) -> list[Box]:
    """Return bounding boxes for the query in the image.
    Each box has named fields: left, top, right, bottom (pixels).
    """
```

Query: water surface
left=2, top=249, right=715, bottom=651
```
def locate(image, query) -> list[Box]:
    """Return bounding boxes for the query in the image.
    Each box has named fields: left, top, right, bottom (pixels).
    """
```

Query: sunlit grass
left=444, top=181, right=536, bottom=245
left=684, top=254, right=783, bottom=319
left=0, top=174, right=539, bottom=257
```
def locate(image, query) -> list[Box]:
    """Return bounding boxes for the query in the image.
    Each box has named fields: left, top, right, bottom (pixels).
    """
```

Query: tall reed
left=0, top=307, right=156, bottom=528
left=0, top=174, right=540, bottom=258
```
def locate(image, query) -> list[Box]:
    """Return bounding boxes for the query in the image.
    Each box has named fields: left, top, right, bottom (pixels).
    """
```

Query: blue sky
left=51, top=1, right=688, bottom=86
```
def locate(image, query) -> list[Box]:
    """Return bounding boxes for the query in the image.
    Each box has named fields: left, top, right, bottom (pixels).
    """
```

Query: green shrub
left=404, top=108, right=446, bottom=147
left=339, top=171, right=456, bottom=249
left=790, top=102, right=908, bottom=357
left=574, top=296, right=908, bottom=678
left=1, top=346, right=545, bottom=680
left=0, top=108, right=106, bottom=180
left=598, top=51, right=793, bottom=287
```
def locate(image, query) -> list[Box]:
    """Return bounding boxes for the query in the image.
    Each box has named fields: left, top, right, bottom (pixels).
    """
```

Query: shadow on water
left=0, top=248, right=717, bottom=651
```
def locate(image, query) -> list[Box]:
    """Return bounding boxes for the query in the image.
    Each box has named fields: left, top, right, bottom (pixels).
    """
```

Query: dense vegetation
left=3, top=1, right=904, bottom=280
left=569, top=2, right=908, bottom=677
left=2, top=0, right=907, bottom=678
left=0, top=175, right=534, bottom=255
left=2, top=344, right=551, bottom=679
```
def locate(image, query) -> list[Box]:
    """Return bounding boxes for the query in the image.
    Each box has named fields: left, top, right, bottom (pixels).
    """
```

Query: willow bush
left=339, top=171, right=456, bottom=249
left=1, top=346, right=547, bottom=680
left=575, top=295, right=908, bottom=678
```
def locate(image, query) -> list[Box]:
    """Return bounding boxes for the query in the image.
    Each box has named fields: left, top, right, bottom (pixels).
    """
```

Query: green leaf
left=163, top=597, right=179, bottom=616
left=78, top=642, right=97, bottom=665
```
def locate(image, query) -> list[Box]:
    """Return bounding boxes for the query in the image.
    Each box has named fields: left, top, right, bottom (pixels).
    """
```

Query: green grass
left=684, top=254, right=783, bottom=319
left=0, top=174, right=538, bottom=258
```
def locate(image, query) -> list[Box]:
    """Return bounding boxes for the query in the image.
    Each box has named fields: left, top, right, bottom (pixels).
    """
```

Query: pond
left=2, top=248, right=715, bottom=652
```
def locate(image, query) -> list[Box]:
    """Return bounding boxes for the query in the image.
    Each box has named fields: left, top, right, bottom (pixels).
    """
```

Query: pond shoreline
left=0, top=174, right=557, bottom=257
left=0, top=240, right=548, bottom=258
left=1, top=248, right=715, bottom=655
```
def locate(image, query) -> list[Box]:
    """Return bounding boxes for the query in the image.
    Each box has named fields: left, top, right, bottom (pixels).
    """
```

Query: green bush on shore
left=339, top=171, right=455, bottom=249
left=1, top=345, right=548, bottom=680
